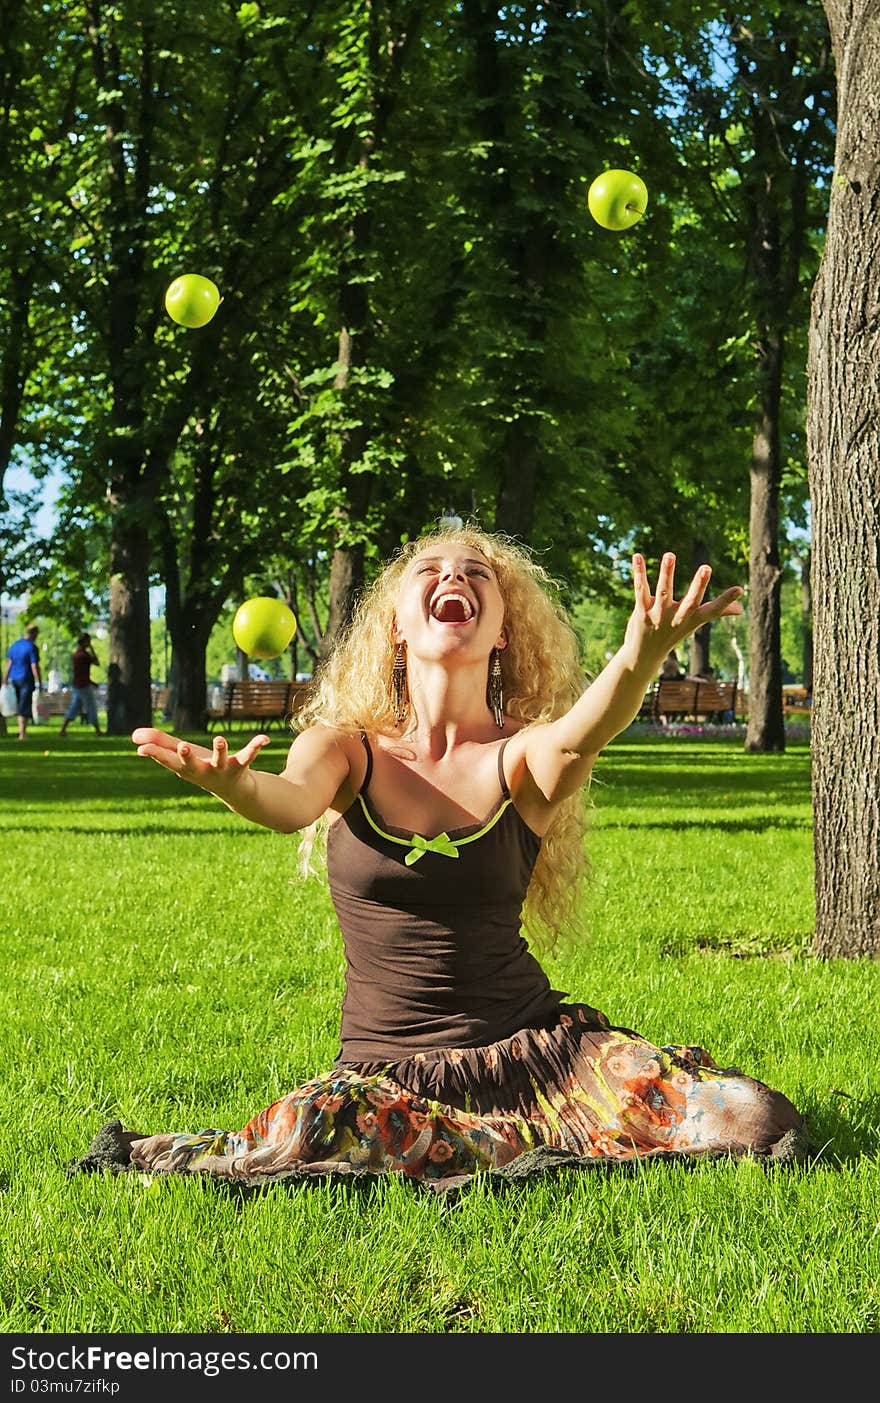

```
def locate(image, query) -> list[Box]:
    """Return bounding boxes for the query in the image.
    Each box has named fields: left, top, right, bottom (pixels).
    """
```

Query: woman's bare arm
left=521, top=553, right=745, bottom=804
left=131, top=724, right=351, bottom=833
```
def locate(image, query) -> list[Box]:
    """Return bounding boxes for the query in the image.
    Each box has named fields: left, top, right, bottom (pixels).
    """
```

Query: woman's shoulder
left=293, top=722, right=366, bottom=754
left=284, top=724, right=361, bottom=820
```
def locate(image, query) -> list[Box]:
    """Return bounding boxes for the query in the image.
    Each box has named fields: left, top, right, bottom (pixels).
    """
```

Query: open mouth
left=429, top=593, right=476, bottom=626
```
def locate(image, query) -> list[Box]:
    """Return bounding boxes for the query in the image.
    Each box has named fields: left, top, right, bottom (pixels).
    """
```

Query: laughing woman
left=77, top=525, right=810, bottom=1187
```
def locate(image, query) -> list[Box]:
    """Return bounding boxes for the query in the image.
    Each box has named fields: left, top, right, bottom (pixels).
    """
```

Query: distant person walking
left=3, top=624, right=42, bottom=741
left=59, top=633, right=104, bottom=737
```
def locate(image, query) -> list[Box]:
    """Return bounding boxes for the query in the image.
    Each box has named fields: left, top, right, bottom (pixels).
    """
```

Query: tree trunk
left=688, top=623, right=712, bottom=678
left=171, top=627, right=210, bottom=732
left=495, top=426, right=538, bottom=540
left=0, top=260, right=33, bottom=490
left=321, top=319, right=371, bottom=656
left=807, top=0, right=880, bottom=958
left=107, top=504, right=153, bottom=733
left=688, top=539, right=713, bottom=675
left=469, top=0, right=573, bottom=544
left=319, top=2, right=423, bottom=652
left=275, top=577, right=299, bottom=679
left=745, top=332, right=786, bottom=753
left=322, top=538, right=366, bottom=654
left=731, top=18, right=822, bottom=755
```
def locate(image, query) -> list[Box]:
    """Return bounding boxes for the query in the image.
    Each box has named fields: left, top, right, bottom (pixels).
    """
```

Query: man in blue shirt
left=3, top=624, right=42, bottom=740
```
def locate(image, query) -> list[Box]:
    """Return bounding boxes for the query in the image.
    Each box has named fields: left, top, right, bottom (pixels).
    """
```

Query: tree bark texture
left=170, top=627, right=211, bottom=732
left=107, top=506, right=153, bottom=733
left=807, top=0, right=880, bottom=958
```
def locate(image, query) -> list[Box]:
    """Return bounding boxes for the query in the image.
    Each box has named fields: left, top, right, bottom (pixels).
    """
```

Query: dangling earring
left=488, top=647, right=504, bottom=730
left=391, top=642, right=408, bottom=726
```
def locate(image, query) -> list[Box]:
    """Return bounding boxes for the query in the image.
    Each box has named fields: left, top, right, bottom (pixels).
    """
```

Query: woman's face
left=393, top=546, right=507, bottom=660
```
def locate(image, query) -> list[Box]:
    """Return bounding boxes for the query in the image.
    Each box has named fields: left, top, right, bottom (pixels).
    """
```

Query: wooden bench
left=206, top=680, right=312, bottom=730
left=639, top=678, right=740, bottom=723
left=782, top=684, right=811, bottom=713
left=36, top=690, right=73, bottom=718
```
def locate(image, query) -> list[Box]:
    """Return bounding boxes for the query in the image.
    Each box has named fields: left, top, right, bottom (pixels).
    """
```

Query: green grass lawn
left=1, top=720, right=877, bottom=1334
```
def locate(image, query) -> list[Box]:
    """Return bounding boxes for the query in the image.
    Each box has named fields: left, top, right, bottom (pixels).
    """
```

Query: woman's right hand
left=130, top=728, right=271, bottom=800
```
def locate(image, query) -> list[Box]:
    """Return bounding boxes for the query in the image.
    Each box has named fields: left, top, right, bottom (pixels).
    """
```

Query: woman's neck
left=401, top=668, right=500, bottom=756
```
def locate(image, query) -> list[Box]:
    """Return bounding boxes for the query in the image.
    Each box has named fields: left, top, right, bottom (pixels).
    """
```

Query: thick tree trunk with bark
left=168, top=593, right=237, bottom=732
left=171, top=628, right=211, bottom=732
left=92, top=31, right=155, bottom=734
left=807, top=0, right=880, bottom=958
left=107, top=503, right=152, bottom=733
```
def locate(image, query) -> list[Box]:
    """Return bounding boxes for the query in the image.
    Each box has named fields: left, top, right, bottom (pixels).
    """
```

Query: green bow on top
left=404, top=832, right=460, bottom=866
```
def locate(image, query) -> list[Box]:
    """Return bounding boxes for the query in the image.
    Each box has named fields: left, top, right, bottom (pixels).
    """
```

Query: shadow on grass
left=803, top=1093, right=880, bottom=1168
left=0, top=735, right=286, bottom=808
left=1, top=742, right=811, bottom=816
left=70, top=1131, right=835, bottom=1211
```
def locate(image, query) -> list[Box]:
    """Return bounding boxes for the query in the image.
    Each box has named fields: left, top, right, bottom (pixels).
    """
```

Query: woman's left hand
left=623, top=553, right=744, bottom=676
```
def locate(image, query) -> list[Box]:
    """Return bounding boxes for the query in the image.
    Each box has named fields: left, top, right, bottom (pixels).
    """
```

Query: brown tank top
left=325, top=732, right=565, bottom=1062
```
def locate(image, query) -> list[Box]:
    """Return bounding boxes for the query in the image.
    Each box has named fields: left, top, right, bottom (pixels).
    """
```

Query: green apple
left=587, top=169, right=648, bottom=231
left=164, top=273, right=221, bottom=328
left=232, top=598, right=297, bottom=659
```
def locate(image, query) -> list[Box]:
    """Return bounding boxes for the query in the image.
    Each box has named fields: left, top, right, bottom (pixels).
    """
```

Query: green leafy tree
left=0, top=1, right=82, bottom=591
left=650, top=6, right=834, bottom=750
left=36, top=1, right=347, bottom=731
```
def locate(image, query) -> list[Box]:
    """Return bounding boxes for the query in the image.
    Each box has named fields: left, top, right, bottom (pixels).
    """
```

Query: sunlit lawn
left=1, top=718, right=877, bottom=1333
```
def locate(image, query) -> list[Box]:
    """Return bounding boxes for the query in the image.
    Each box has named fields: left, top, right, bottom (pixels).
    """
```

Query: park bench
left=639, top=678, right=740, bottom=723
left=640, top=684, right=808, bottom=722
left=782, top=684, right=811, bottom=712
left=36, top=690, right=73, bottom=718
left=206, top=679, right=312, bottom=731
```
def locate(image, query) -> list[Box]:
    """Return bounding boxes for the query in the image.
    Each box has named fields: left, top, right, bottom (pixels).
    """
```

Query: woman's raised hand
left=624, top=553, right=744, bottom=674
left=130, top=728, right=271, bottom=798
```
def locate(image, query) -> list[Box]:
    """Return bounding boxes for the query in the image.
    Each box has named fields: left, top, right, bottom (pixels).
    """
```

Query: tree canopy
left=1, top=0, right=834, bottom=735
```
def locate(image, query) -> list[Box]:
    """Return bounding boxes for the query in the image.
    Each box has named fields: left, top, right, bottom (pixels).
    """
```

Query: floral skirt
left=90, top=1004, right=809, bottom=1191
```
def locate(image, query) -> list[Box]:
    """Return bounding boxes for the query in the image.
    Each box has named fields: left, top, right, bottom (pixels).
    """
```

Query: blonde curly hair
left=294, top=523, right=593, bottom=950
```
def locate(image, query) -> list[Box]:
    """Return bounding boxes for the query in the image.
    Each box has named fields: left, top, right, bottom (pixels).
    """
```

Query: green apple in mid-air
left=164, top=273, right=221, bottom=328
left=232, top=598, right=297, bottom=659
left=587, top=170, right=648, bottom=231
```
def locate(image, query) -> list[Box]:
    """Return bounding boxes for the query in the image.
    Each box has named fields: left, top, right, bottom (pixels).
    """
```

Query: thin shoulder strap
left=359, top=730, right=373, bottom=793
left=497, top=737, right=511, bottom=799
